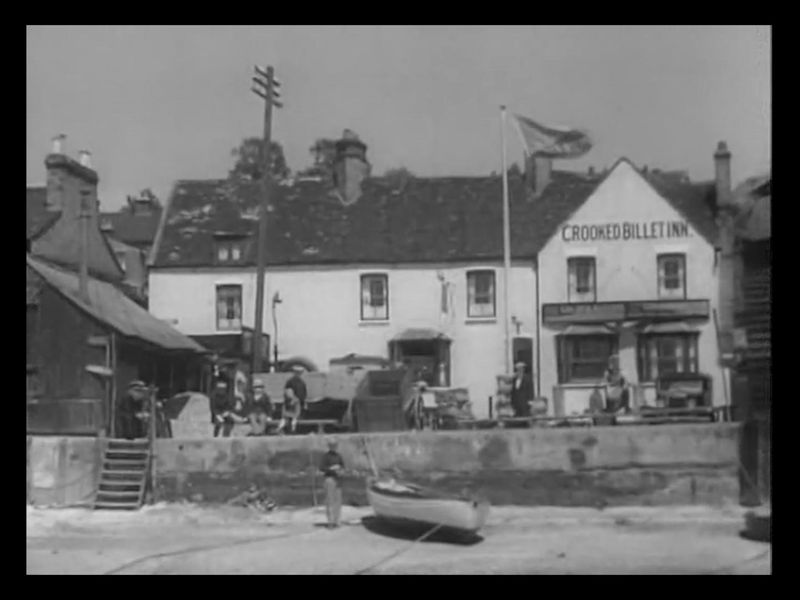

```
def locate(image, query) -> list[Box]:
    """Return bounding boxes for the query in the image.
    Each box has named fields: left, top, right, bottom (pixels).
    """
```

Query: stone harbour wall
left=152, top=424, right=740, bottom=507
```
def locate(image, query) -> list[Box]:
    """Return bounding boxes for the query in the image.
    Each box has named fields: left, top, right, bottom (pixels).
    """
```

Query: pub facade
left=536, top=159, right=725, bottom=416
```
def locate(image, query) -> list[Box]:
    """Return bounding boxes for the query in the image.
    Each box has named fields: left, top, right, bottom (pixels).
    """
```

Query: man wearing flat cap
left=118, top=380, right=149, bottom=440
left=510, top=362, right=534, bottom=418
left=246, top=379, right=273, bottom=436
left=319, top=438, right=345, bottom=528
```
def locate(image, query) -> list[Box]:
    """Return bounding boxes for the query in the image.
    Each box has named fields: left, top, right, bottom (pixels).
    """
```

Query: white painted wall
left=149, top=262, right=536, bottom=418
left=537, top=161, right=724, bottom=414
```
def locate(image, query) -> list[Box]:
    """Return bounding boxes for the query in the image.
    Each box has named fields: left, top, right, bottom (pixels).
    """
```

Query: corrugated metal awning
left=640, top=321, right=701, bottom=334
left=561, top=324, right=616, bottom=336
left=27, top=256, right=208, bottom=354
left=391, top=328, right=451, bottom=342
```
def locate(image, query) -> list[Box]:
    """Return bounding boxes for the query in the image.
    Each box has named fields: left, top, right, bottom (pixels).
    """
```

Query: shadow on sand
left=360, top=516, right=483, bottom=546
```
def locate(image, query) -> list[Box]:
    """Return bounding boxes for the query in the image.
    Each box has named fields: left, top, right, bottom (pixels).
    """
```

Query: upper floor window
left=467, top=270, right=496, bottom=318
left=638, top=333, right=698, bottom=382
left=361, top=274, right=388, bottom=321
left=568, top=257, right=596, bottom=303
left=657, top=254, right=686, bottom=299
left=216, top=284, right=242, bottom=331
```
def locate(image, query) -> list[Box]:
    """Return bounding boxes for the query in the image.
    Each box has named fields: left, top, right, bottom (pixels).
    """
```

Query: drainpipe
left=534, top=258, right=541, bottom=398
left=79, top=189, right=91, bottom=301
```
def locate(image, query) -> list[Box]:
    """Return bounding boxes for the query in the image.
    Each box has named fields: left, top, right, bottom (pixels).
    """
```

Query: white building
left=149, top=132, right=730, bottom=419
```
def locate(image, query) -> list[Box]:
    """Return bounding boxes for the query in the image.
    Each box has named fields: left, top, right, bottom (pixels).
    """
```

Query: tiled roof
left=733, top=175, right=771, bottom=241
left=27, top=255, right=208, bottom=354
left=26, top=186, right=59, bottom=240
left=100, top=208, right=163, bottom=247
left=153, top=162, right=718, bottom=268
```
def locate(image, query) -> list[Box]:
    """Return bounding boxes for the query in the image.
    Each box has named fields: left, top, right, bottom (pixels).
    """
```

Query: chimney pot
left=52, top=134, right=66, bottom=155
left=714, top=141, right=733, bottom=209
left=78, top=150, right=92, bottom=168
left=715, top=141, right=731, bottom=157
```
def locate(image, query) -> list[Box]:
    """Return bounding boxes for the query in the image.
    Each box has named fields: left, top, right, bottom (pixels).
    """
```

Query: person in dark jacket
left=246, top=379, right=273, bottom=436
left=510, top=362, right=534, bottom=418
left=210, top=380, right=237, bottom=438
left=278, top=367, right=307, bottom=434
left=319, top=438, right=345, bottom=528
left=284, top=366, right=308, bottom=413
left=604, top=355, right=630, bottom=415
left=118, top=380, right=149, bottom=440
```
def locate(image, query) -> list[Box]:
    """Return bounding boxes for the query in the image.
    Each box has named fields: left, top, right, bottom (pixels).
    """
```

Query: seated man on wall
left=210, top=379, right=242, bottom=438
left=246, top=379, right=273, bottom=436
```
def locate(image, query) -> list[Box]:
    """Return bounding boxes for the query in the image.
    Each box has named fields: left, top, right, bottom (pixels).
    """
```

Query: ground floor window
left=558, top=335, right=617, bottom=383
left=637, top=334, right=699, bottom=382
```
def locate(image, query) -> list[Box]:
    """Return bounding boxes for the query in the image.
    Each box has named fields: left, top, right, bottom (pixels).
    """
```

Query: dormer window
left=213, top=233, right=248, bottom=265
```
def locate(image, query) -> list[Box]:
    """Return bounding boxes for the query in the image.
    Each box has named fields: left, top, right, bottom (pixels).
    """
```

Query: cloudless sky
left=27, top=25, right=771, bottom=211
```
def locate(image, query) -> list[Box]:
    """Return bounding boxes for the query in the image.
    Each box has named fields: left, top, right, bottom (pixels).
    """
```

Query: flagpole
left=500, top=106, right=512, bottom=375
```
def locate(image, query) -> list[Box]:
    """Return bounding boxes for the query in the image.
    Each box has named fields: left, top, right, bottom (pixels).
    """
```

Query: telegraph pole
left=250, top=65, right=283, bottom=383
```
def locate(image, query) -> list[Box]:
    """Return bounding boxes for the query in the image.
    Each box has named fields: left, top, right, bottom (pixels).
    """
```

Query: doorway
left=390, top=337, right=451, bottom=387
left=513, top=336, right=533, bottom=374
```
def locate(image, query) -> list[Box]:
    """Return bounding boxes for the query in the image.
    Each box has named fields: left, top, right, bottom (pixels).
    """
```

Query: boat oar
left=362, top=436, right=380, bottom=479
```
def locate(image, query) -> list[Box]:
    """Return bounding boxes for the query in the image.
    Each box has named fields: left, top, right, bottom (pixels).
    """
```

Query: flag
left=512, top=114, right=592, bottom=159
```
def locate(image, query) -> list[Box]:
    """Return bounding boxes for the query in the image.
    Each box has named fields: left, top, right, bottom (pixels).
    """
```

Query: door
left=513, top=337, right=534, bottom=374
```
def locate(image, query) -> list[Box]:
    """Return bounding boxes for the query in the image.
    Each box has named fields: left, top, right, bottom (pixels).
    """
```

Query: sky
left=27, top=25, right=771, bottom=211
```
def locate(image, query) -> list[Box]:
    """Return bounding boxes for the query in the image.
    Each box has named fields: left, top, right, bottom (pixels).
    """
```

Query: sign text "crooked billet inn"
left=562, top=221, right=691, bottom=243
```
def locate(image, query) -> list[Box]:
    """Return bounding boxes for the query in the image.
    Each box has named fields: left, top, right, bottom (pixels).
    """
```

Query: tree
left=229, top=137, right=290, bottom=182
left=382, top=167, right=415, bottom=187
left=296, top=138, right=338, bottom=179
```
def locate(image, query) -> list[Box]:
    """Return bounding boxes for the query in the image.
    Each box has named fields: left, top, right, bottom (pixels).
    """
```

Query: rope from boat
left=102, top=529, right=322, bottom=575
left=353, top=522, right=445, bottom=575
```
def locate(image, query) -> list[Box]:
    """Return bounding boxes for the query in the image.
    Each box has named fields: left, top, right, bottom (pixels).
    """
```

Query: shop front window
left=558, top=335, right=617, bottom=383
left=638, top=333, right=698, bottom=382
left=568, top=257, right=597, bottom=303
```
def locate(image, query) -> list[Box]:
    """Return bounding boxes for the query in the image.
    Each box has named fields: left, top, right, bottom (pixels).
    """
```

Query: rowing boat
left=366, top=478, right=490, bottom=534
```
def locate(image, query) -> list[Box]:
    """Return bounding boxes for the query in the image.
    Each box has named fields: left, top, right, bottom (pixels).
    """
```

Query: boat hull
left=367, top=486, right=490, bottom=534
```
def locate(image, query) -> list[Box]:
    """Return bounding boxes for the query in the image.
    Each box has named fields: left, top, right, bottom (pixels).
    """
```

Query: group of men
left=508, top=355, right=631, bottom=419
left=210, top=366, right=308, bottom=438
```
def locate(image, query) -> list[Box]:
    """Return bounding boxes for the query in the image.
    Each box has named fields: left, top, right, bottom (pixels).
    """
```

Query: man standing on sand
left=319, top=438, right=345, bottom=529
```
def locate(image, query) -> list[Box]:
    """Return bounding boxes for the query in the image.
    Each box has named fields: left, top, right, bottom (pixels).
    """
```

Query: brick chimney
left=333, top=130, right=371, bottom=204
left=525, top=154, right=552, bottom=197
left=715, top=141, right=737, bottom=360
left=45, top=136, right=99, bottom=221
left=714, top=141, right=733, bottom=210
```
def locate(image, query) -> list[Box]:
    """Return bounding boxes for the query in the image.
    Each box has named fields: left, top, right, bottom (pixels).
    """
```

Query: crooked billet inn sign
left=561, top=220, right=691, bottom=242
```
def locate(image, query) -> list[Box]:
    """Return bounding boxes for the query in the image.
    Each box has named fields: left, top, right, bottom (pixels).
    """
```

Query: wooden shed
left=27, top=255, right=210, bottom=436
